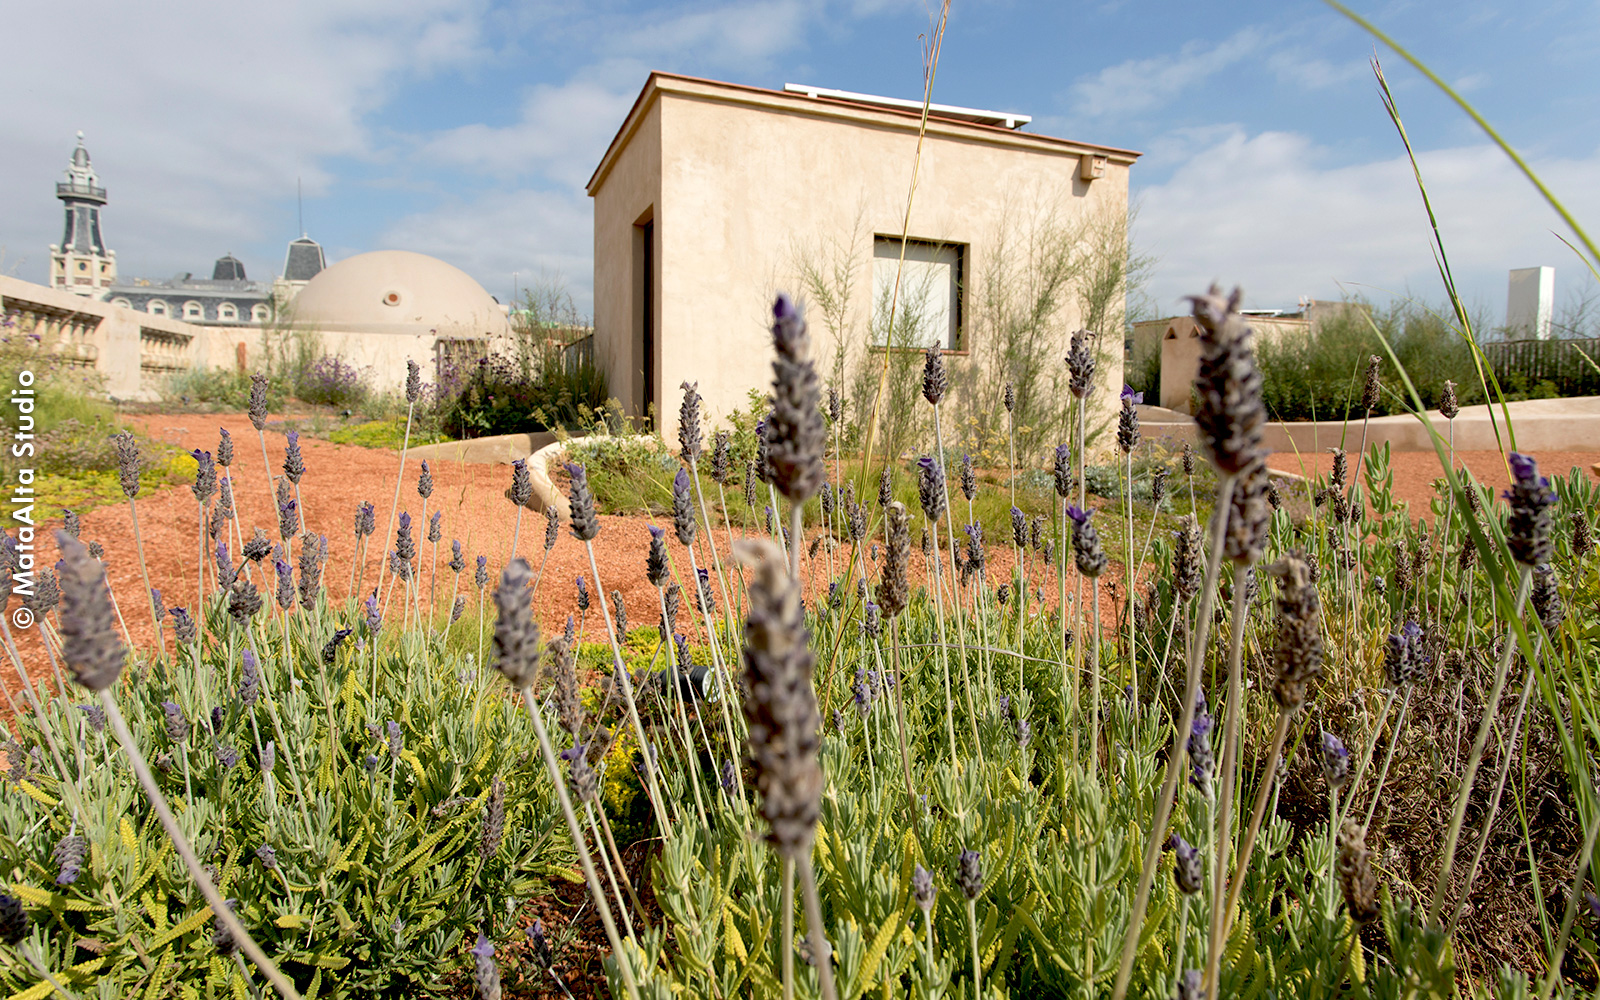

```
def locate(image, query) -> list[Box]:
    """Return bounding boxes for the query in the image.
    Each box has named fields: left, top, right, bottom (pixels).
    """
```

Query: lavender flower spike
left=1504, top=451, right=1556, bottom=567
left=921, top=343, right=947, bottom=405
left=492, top=558, right=541, bottom=688
left=565, top=463, right=600, bottom=541
left=55, top=532, right=126, bottom=691
left=765, top=294, right=826, bottom=504
left=275, top=477, right=297, bottom=541
left=248, top=373, right=269, bottom=430
left=113, top=431, right=140, bottom=499
left=678, top=381, right=703, bottom=463
left=672, top=467, right=696, bottom=545
left=646, top=525, right=669, bottom=587
left=1067, top=505, right=1107, bottom=578
left=282, top=431, right=304, bottom=484
left=472, top=933, right=502, bottom=1000
left=916, top=456, right=946, bottom=523
left=1116, top=386, right=1142, bottom=454
left=735, top=538, right=822, bottom=856
left=1066, top=329, right=1096, bottom=400
left=190, top=449, right=217, bottom=504
left=1187, top=285, right=1266, bottom=477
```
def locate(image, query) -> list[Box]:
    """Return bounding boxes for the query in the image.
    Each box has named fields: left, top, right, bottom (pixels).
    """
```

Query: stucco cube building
left=587, top=73, right=1138, bottom=451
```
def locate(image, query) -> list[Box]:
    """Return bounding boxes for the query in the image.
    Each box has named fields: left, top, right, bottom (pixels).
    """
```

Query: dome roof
left=289, top=250, right=509, bottom=339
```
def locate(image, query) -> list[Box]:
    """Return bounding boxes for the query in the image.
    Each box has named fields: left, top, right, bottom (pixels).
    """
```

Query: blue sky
left=3, top=0, right=1597, bottom=325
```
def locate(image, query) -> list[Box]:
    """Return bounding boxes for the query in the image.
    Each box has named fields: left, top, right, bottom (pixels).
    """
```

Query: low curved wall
left=1139, top=396, right=1600, bottom=455
left=526, top=434, right=658, bottom=522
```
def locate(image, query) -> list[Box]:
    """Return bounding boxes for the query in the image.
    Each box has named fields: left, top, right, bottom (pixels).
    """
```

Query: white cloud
left=1266, top=50, right=1368, bottom=90
left=1065, top=27, right=1274, bottom=119
left=610, top=1, right=811, bottom=68
left=1134, top=126, right=1600, bottom=317
left=413, top=80, right=638, bottom=188
left=0, top=0, right=491, bottom=283
left=378, top=187, right=594, bottom=311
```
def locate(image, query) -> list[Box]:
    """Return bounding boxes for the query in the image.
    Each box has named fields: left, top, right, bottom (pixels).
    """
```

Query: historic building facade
left=48, top=133, right=117, bottom=296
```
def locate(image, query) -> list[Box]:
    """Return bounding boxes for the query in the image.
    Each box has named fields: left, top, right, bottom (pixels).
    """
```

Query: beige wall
left=1152, top=301, right=1371, bottom=414
left=1158, top=316, right=1313, bottom=413
left=590, top=75, right=1134, bottom=454
left=591, top=99, right=663, bottom=422
left=1, top=274, right=199, bottom=400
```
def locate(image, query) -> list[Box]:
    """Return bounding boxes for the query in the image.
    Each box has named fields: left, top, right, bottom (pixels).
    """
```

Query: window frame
left=869, top=235, right=966, bottom=353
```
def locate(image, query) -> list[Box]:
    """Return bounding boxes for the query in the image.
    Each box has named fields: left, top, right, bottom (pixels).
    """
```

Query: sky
left=2, top=0, right=1597, bottom=326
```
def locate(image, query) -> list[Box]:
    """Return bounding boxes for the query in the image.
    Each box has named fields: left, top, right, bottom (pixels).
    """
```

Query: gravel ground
left=7, top=412, right=1111, bottom=699
left=1267, top=448, right=1600, bottom=509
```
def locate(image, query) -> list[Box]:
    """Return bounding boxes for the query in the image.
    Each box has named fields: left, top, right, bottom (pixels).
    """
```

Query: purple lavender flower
left=274, top=559, right=295, bottom=611
left=53, top=834, right=87, bottom=886
left=672, top=467, right=696, bottom=545
left=170, top=606, right=197, bottom=644
left=1320, top=731, right=1350, bottom=789
left=239, top=648, right=260, bottom=706
left=564, top=462, right=600, bottom=541
left=282, top=431, right=304, bottom=485
left=913, top=864, right=935, bottom=911
left=1053, top=444, right=1073, bottom=498
left=364, top=593, right=381, bottom=636
left=916, top=456, right=946, bottom=522
left=1167, top=834, right=1204, bottom=894
left=1504, top=452, right=1557, bottom=567
left=161, top=701, right=191, bottom=743
left=214, top=543, right=236, bottom=591
left=1066, top=505, right=1107, bottom=577
left=646, top=525, right=669, bottom=587
left=471, top=932, right=501, bottom=1000
left=190, top=449, right=217, bottom=504
left=1188, top=691, right=1214, bottom=795
left=275, top=478, right=298, bottom=541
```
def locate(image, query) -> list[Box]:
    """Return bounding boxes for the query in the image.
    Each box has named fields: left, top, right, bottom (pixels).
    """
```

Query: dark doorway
left=635, top=217, right=656, bottom=427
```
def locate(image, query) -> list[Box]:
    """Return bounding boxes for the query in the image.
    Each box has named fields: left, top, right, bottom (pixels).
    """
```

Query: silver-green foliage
left=0, top=591, right=569, bottom=997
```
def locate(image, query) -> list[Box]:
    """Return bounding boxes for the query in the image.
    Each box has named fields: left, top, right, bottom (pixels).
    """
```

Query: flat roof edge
left=587, top=71, right=1140, bottom=196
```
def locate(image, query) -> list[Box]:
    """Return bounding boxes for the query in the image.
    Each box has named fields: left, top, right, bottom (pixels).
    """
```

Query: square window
left=871, top=237, right=963, bottom=350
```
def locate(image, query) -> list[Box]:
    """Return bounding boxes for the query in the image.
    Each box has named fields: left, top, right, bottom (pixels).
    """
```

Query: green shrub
left=440, top=343, right=609, bottom=438
left=1257, top=300, right=1492, bottom=421
left=294, top=355, right=372, bottom=410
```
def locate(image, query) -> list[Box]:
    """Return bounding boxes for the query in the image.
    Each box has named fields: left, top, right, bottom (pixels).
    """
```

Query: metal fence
left=561, top=332, right=595, bottom=371
left=1482, top=337, right=1600, bottom=396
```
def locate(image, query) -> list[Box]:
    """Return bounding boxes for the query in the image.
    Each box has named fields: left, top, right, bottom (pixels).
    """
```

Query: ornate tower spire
left=50, top=132, right=116, bottom=295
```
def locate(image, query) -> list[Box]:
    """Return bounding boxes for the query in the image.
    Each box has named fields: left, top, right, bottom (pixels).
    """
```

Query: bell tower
left=49, top=132, right=116, bottom=296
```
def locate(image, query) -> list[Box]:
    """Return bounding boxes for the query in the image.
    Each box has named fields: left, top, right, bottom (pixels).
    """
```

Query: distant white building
left=1506, top=266, right=1554, bottom=341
